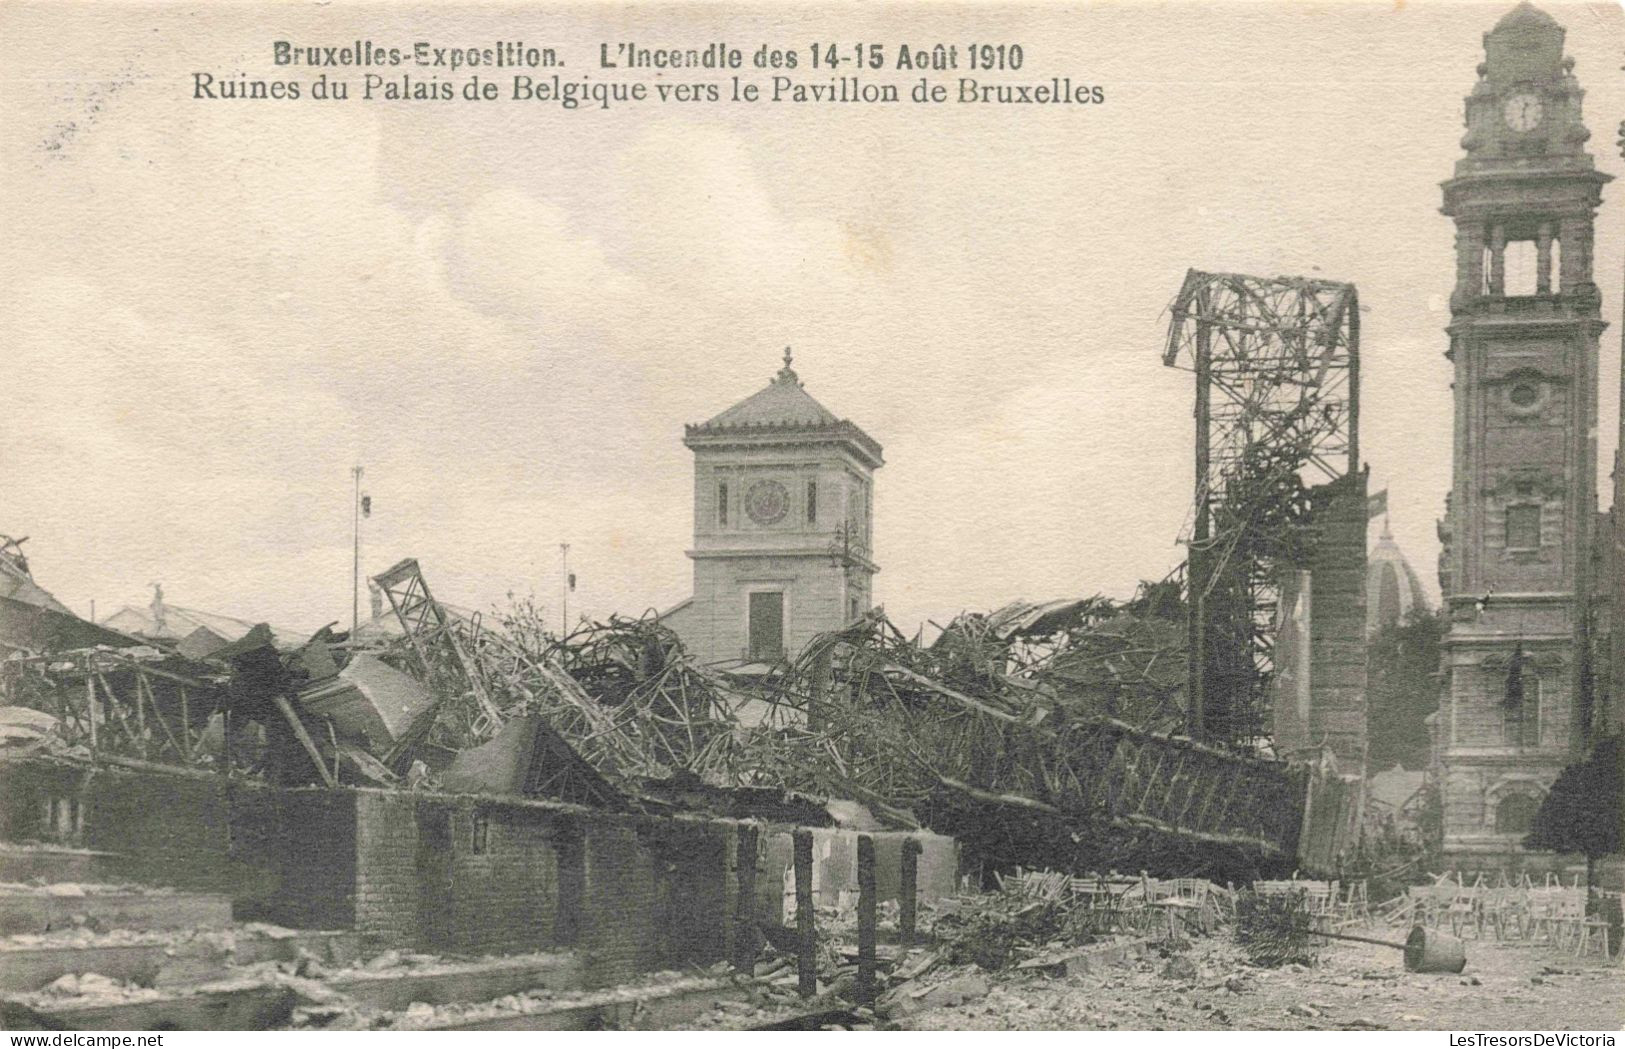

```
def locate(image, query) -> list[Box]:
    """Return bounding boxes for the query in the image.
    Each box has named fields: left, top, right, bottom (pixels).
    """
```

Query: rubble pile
left=712, top=866, right=1244, bottom=1029
left=345, top=565, right=1216, bottom=847
left=373, top=584, right=1199, bottom=824
left=932, top=871, right=1103, bottom=972
left=936, top=583, right=1189, bottom=733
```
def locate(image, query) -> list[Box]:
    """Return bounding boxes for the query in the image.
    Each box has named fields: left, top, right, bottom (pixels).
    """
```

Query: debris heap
left=2, top=549, right=1314, bottom=879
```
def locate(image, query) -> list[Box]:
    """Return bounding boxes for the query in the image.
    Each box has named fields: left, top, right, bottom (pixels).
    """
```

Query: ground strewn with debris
left=900, top=933, right=1624, bottom=1031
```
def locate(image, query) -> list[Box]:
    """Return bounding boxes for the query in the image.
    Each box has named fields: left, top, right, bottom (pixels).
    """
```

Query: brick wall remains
left=350, top=790, right=736, bottom=982
left=0, top=756, right=357, bottom=929
left=2, top=756, right=959, bottom=987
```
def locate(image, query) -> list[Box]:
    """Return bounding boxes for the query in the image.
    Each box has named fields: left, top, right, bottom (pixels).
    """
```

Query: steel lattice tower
left=1164, top=270, right=1361, bottom=749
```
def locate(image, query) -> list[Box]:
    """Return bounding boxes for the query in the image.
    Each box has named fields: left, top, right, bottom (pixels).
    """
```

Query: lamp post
left=559, top=542, right=571, bottom=635
left=829, top=522, right=863, bottom=621
left=351, top=465, right=363, bottom=635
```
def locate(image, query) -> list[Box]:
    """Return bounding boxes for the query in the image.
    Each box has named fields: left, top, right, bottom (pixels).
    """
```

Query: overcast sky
left=3, top=0, right=1621, bottom=638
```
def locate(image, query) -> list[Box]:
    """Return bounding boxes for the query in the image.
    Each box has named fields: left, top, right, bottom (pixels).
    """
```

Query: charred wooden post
left=179, top=685, right=191, bottom=759
left=83, top=669, right=96, bottom=753
left=857, top=834, right=877, bottom=1008
left=733, top=823, right=759, bottom=974
left=793, top=828, right=816, bottom=997
left=271, top=693, right=338, bottom=788
left=899, top=836, right=921, bottom=945
left=1188, top=314, right=1211, bottom=743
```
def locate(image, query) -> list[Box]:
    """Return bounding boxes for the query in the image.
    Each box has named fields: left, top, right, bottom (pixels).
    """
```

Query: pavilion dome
left=1367, top=524, right=1430, bottom=635
left=1482, top=1, right=1566, bottom=85
left=1491, top=1, right=1560, bottom=36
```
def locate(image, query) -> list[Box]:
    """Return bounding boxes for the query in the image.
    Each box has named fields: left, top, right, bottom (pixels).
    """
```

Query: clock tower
left=663, top=351, right=882, bottom=669
left=1436, top=3, right=1610, bottom=865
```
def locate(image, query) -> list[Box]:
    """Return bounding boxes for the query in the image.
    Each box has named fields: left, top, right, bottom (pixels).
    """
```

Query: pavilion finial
left=775, top=346, right=799, bottom=385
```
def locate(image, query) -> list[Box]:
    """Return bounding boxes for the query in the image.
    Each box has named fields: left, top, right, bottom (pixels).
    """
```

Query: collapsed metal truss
left=372, top=558, right=503, bottom=764
left=1163, top=270, right=1359, bottom=749
left=0, top=650, right=225, bottom=768
left=0, top=577, right=1326, bottom=872
left=745, top=614, right=1305, bottom=872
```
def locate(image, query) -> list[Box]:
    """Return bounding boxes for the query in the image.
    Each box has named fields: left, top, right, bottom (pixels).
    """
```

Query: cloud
left=2, top=0, right=1619, bottom=639
left=450, top=186, right=640, bottom=328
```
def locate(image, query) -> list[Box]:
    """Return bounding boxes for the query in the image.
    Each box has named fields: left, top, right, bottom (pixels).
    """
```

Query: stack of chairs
left=1377, top=871, right=1617, bottom=963
left=1529, top=885, right=1585, bottom=948
left=1337, top=880, right=1370, bottom=926
left=1255, top=878, right=1338, bottom=910
left=1165, top=876, right=1228, bottom=933
left=1442, top=873, right=1484, bottom=936
left=1064, top=871, right=1155, bottom=936
left=1478, top=879, right=1525, bottom=940
left=1396, top=876, right=1463, bottom=929
left=1572, top=895, right=1616, bottom=961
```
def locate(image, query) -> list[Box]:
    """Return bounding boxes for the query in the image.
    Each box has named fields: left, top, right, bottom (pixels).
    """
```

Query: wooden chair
left=1573, top=915, right=1611, bottom=959
left=1341, top=880, right=1370, bottom=924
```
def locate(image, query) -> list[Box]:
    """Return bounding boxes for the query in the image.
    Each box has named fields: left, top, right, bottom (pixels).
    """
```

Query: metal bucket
left=1404, top=925, right=1467, bottom=973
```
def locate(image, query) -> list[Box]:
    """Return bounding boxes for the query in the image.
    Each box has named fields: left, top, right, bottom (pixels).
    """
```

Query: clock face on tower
left=1502, top=92, right=1544, bottom=132
left=744, top=480, right=789, bottom=525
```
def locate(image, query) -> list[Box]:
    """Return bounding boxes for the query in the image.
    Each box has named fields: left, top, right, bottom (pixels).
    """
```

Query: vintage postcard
left=1, top=0, right=1621, bottom=1036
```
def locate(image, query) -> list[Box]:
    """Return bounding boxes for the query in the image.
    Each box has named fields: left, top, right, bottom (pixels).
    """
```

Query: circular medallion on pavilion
left=745, top=480, right=789, bottom=525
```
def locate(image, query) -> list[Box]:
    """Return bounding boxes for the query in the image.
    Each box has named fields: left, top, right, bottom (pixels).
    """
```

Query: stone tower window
left=1505, top=504, right=1540, bottom=550
left=807, top=480, right=817, bottom=524
left=1481, top=226, right=1560, bottom=296
left=1503, top=673, right=1541, bottom=747
left=1502, top=240, right=1538, bottom=295
left=718, top=482, right=728, bottom=526
left=1494, top=792, right=1539, bottom=835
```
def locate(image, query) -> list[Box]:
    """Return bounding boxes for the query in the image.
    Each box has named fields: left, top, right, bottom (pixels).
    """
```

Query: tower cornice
left=682, top=422, right=884, bottom=470
left=1441, top=168, right=1610, bottom=219
left=1445, top=308, right=1608, bottom=333
left=685, top=546, right=880, bottom=574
